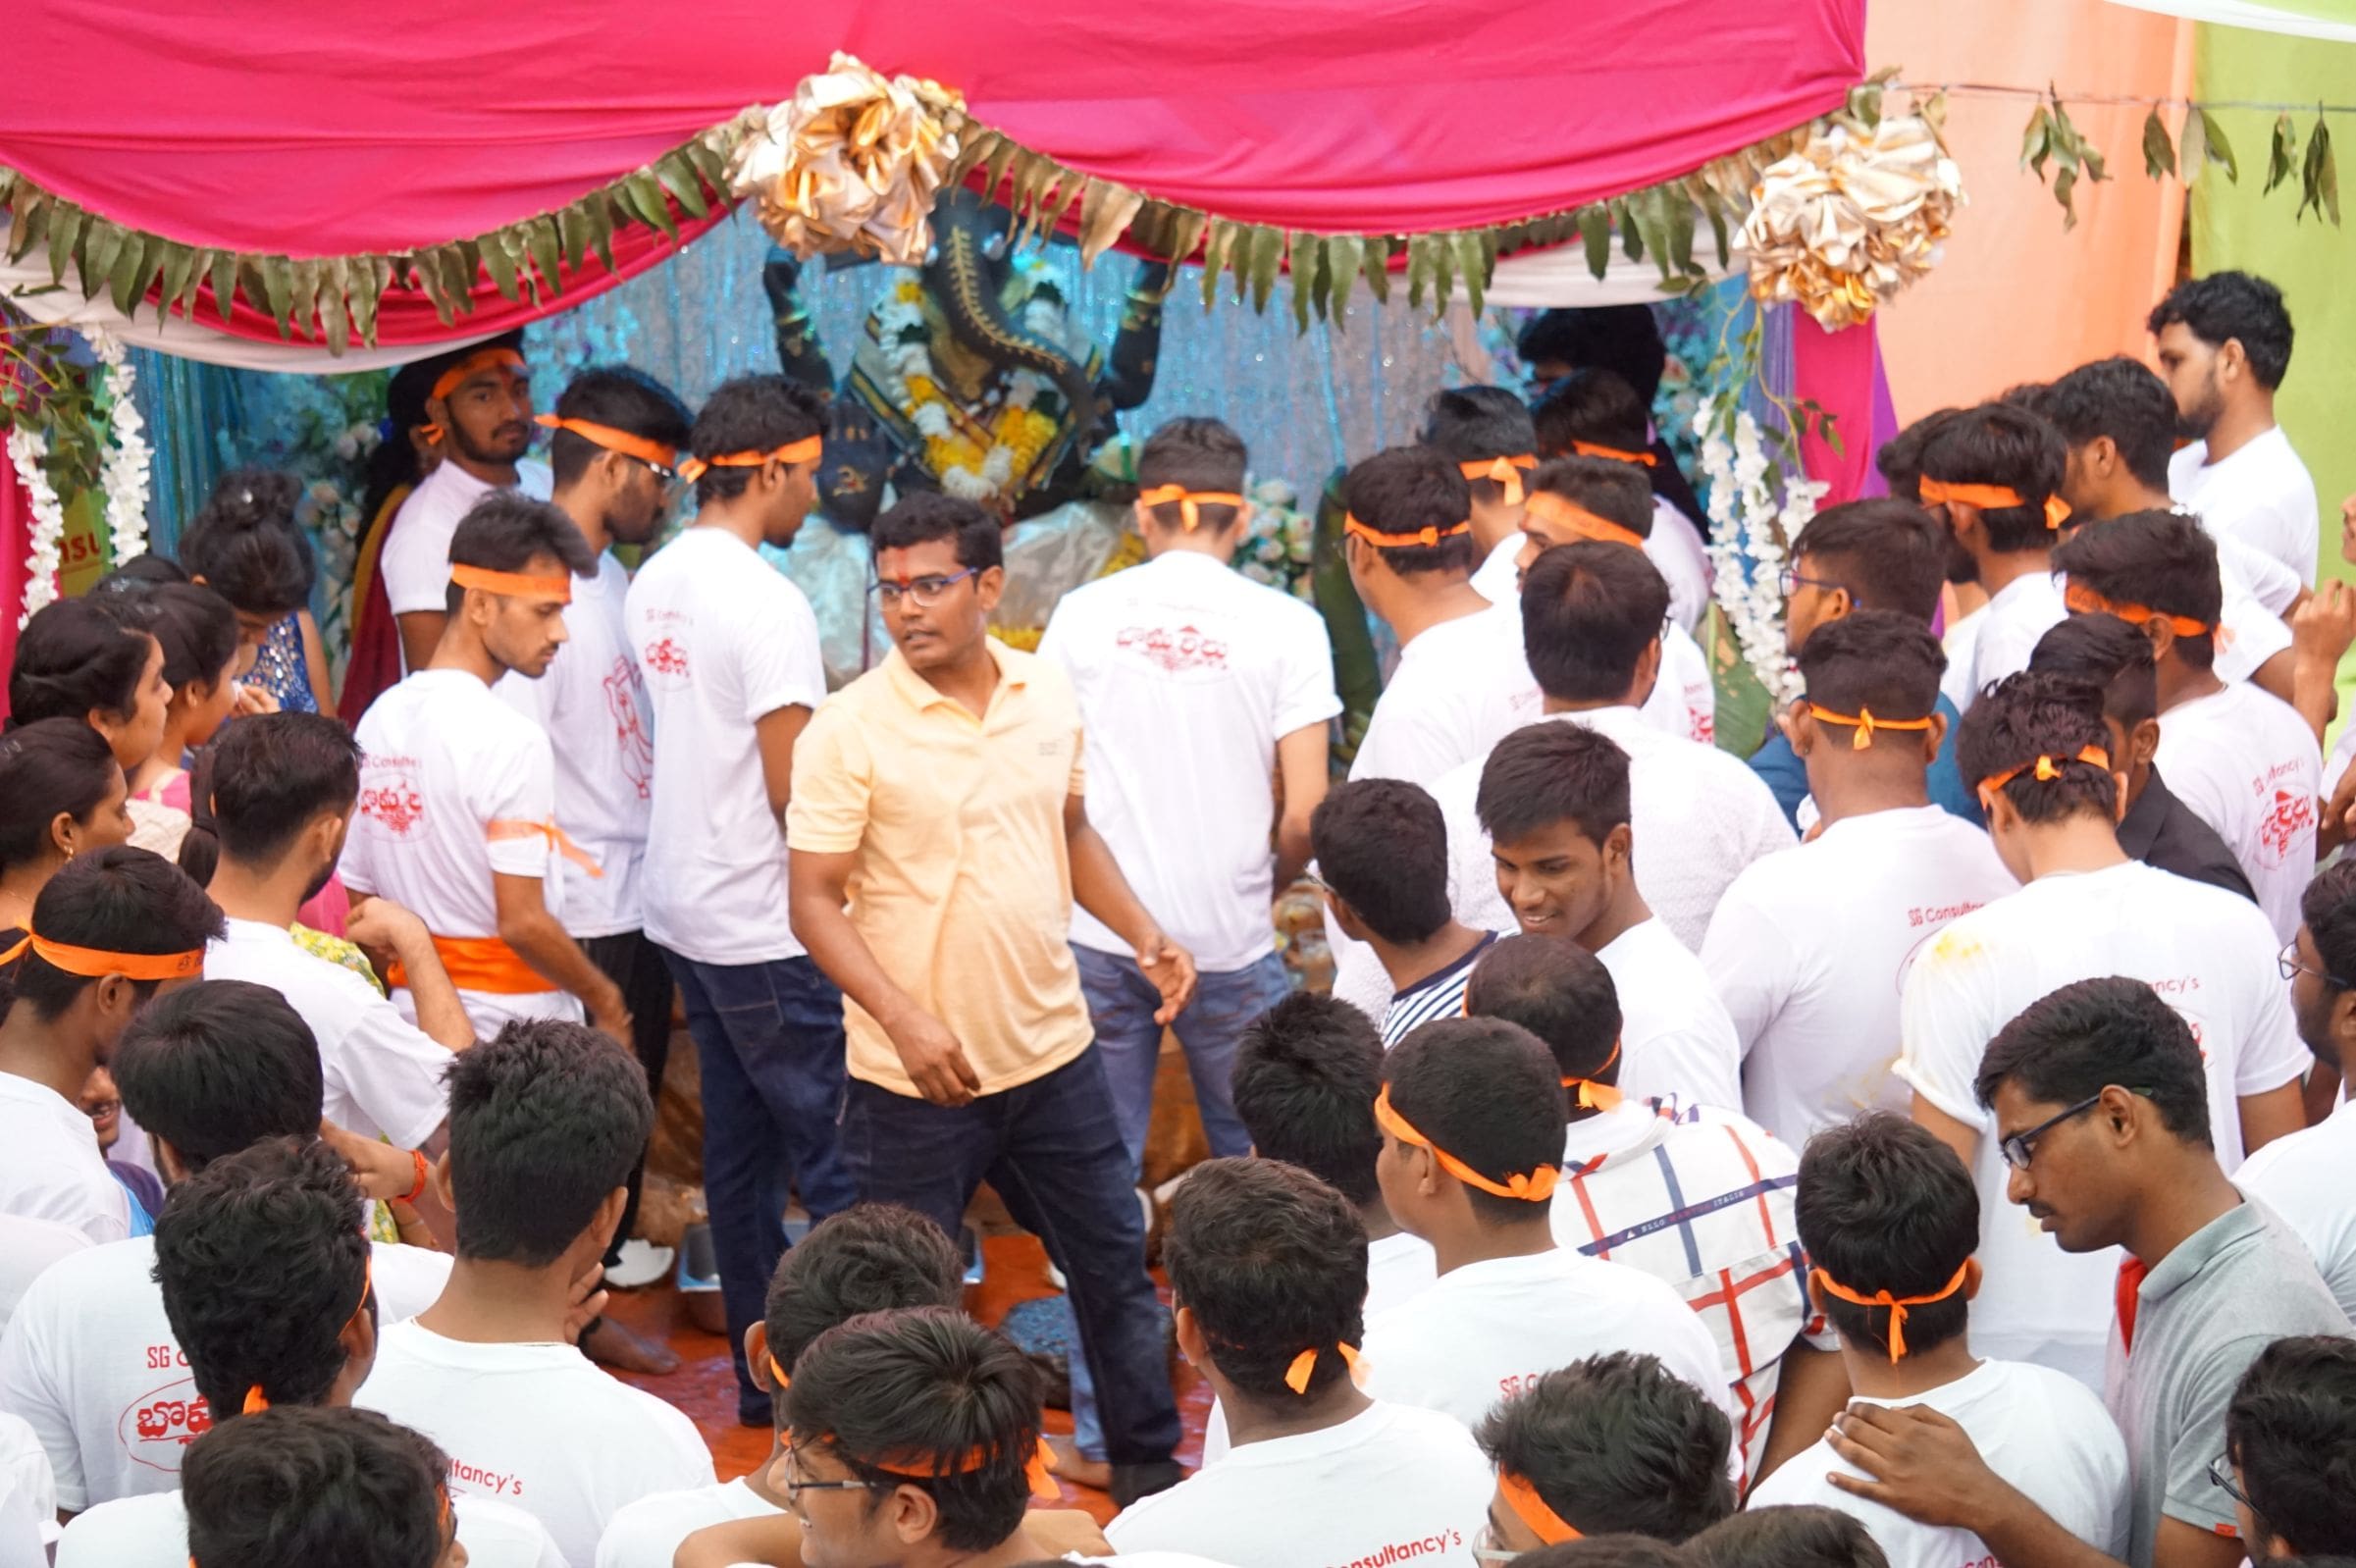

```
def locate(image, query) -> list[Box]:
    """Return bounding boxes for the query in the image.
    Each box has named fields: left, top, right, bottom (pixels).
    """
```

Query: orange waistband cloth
left=385, top=933, right=550, bottom=995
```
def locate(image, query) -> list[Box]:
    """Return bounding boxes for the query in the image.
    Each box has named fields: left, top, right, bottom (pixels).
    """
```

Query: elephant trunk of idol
left=923, top=221, right=1101, bottom=450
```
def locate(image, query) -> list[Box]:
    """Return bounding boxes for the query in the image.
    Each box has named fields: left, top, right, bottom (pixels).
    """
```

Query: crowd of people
left=0, top=269, right=2352, bottom=1568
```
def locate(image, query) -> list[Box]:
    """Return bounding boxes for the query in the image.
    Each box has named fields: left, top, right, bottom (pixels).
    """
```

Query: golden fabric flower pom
left=728, top=52, right=965, bottom=267
left=1741, top=113, right=1964, bottom=331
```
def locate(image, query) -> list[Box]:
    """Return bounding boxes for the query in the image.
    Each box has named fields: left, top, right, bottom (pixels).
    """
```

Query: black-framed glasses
left=779, top=1464, right=883, bottom=1513
left=1998, top=1093, right=2105, bottom=1172
left=2206, top=1453, right=2254, bottom=1510
left=2278, top=939, right=2353, bottom=990
left=1777, top=565, right=1847, bottom=599
left=868, top=567, right=979, bottom=608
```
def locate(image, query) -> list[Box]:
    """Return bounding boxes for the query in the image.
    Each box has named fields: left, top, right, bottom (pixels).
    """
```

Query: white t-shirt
left=1895, top=860, right=2311, bottom=1386
left=2213, top=521, right=2303, bottom=617
left=345, top=668, right=578, bottom=1034
left=0, top=1212, right=92, bottom=1338
left=1644, top=619, right=1716, bottom=747
left=1940, top=607, right=1986, bottom=713
left=2171, top=428, right=2322, bottom=589
left=355, top=1321, right=714, bottom=1566
left=596, top=1475, right=778, bottom=1568
left=380, top=460, right=555, bottom=622
left=0, top=1235, right=449, bottom=1511
left=623, top=526, right=827, bottom=967
left=0, top=1073, right=128, bottom=1246
left=2152, top=681, right=2320, bottom=943
left=1359, top=1248, right=1733, bottom=1443
left=495, top=552, right=654, bottom=939
left=1750, top=1358, right=2130, bottom=1568
left=1350, top=602, right=1542, bottom=791
left=1968, top=569, right=2067, bottom=698
left=1040, top=550, right=1339, bottom=971
left=1105, top=1401, right=1492, bottom=1568
left=1702, top=806, right=2017, bottom=1147
left=2234, top=1096, right=2356, bottom=1318
left=1649, top=499, right=1714, bottom=637
left=57, top=1484, right=566, bottom=1568
left=1595, top=919, right=1744, bottom=1111
left=205, top=919, right=454, bottom=1147
left=1469, top=532, right=1522, bottom=607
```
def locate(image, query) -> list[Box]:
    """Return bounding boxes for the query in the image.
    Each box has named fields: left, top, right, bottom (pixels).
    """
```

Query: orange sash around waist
left=385, top=934, right=551, bottom=995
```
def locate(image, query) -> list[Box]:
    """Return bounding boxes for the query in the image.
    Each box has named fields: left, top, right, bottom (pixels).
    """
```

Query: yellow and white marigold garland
left=872, top=272, right=1073, bottom=507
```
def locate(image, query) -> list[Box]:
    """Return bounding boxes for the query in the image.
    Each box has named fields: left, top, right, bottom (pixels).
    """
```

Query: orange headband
left=2063, top=581, right=2213, bottom=638
left=677, top=435, right=824, bottom=483
left=1569, top=440, right=1657, bottom=468
left=244, top=1256, right=374, bottom=1413
left=428, top=347, right=527, bottom=404
left=450, top=563, right=573, bottom=602
left=1524, top=490, right=1648, bottom=550
left=1137, top=484, right=1246, bottom=533
left=0, top=932, right=203, bottom=982
left=1917, top=477, right=2070, bottom=531
left=768, top=1354, right=791, bottom=1390
left=1562, top=1039, right=1624, bottom=1112
left=1375, top=1084, right=1559, bottom=1202
left=1282, top=1340, right=1363, bottom=1394
left=1979, top=744, right=2111, bottom=797
left=1460, top=454, right=1539, bottom=506
left=533, top=413, right=679, bottom=472
left=1810, top=1260, right=1970, bottom=1362
left=1499, top=1471, right=1583, bottom=1545
left=1806, top=704, right=1936, bottom=752
left=1343, top=513, right=1472, bottom=550
left=844, top=1436, right=1061, bottom=1502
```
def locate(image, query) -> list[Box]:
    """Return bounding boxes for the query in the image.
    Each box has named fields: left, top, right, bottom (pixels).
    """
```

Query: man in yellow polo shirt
left=787, top=491, right=1197, bottom=1504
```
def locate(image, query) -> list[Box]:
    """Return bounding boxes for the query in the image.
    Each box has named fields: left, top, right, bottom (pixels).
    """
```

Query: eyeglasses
left=779, top=1463, right=882, bottom=1513
left=868, top=567, right=979, bottom=608
left=1473, top=1525, right=1523, bottom=1565
left=2206, top=1453, right=2255, bottom=1510
left=1997, top=1093, right=2106, bottom=1172
left=2278, top=939, right=2353, bottom=990
left=1777, top=566, right=1847, bottom=599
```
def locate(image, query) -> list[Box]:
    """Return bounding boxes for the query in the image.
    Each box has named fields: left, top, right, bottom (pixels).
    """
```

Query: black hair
left=183, top=1405, right=450, bottom=1568
left=1462, top=933, right=1622, bottom=1086
left=1308, top=778, right=1450, bottom=946
left=2030, top=613, right=2159, bottom=733
left=2301, top=860, right=2356, bottom=995
left=1477, top=1352, right=1735, bottom=1542
left=199, top=712, right=362, bottom=870
left=98, top=552, right=190, bottom=589
left=688, top=373, right=827, bottom=505
left=1527, top=455, right=1655, bottom=536
left=154, top=1136, right=373, bottom=1419
left=1794, top=1113, right=1979, bottom=1359
left=1796, top=609, right=1945, bottom=734
left=444, top=1019, right=653, bottom=1267
left=2226, top=1335, right=2356, bottom=1556
left=1790, top=499, right=1949, bottom=624
left=1974, top=975, right=2213, bottom=1147
left=1520, top=542, right=1669, bottom=704
left=2148, top=271, right=2294, bottom=390
left=1341, top=446, right=1476, bottom=575
left=1954, top=671, right=2118, bottom=824
left=114, top=981, right=324, bottom=1174
left=872, top=491, right=1005, bottom=573
left=6, top=598, right=156, bottom=732
left=2030, top=357, right=2178, bottom=491
left=1421, top=387, right=1539, bottom=506
left=442, top=493, right=597, bottom=616
left=8, top=846, right=224, bottom=1021
left=360, top=357, right=447, bottom=530
left=1476, top=720, right=1631, bottom=852
left=182, top=469, right=315, bottom=620
left=545, top=366, right=693, bottom=489
left=1136, top=417, right=1248, bottom=532
left=1516, top=306, right=1668, bottom=404
left=1684, top=1506, right=1892, bottom=1568
left=1917, top=404, right=2069, bottom=554
left=1230, top=990, right=1388, bottom=1207
left=93, top=580, right=242, bottom=693
left=0, top=719, right=121, bottom=878
left=1874, top=408, right=1965, bottom=503
left=1383, top=1018, right=1566, bottom=1226
left=784, top=1307, right=1042, bottom=1553
left=1165, top=1157, right=1370, bottom=1402
left=764, top=1204, right=966, bottom=1378
left=2052, top=509, right=2222, bottom=671
left=1532, top=366, right=1652, bottom=458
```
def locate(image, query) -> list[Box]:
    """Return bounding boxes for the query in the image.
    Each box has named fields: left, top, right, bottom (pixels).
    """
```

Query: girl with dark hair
left=90, top=580, right=245, bottom=857
left=7, top=597, right=170, bottom=774
left=182, top=466, right=335, bottom=714
left=342, top=357, right=448, bottom=719
left=0, top=717, right=132, bottom=944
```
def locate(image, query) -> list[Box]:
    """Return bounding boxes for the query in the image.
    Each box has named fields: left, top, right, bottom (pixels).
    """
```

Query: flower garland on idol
left=1697, top=400, right=1823, bottom=706
left=10, top=326, right=151, bottom=626
left=871, top=266, right=1073, bottom=507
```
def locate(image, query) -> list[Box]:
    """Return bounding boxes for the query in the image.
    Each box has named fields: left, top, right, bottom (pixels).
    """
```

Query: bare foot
left=1044, top=1434, right=1112, bottom=1492
left=582, top=1316, right=681, bottom=1376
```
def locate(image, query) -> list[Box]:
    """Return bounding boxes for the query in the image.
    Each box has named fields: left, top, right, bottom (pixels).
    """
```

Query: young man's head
left=1973, top=975, right=2214, bottom=1255
left=1475, top=1353, right=1735, bottom=1552
left=2225, top=1334, right=2356, bottom=1558
left=1783, top=499, right=1948, bottom=655
left=1519, top=540, right=1668, bottom=711
left=443, top=493, right=596, bottom=680
left=541, top=366, right=694, bottom=549
left=2028, top=357, right=2178, bottom=519
left=1684, top=1505, right=1892, bottom=1568
left=1339, top=446, right=1477, bottom=613
left=183, top=1405, right=461, bottom=1568
left=414, top=333, right=531, bottom=473
left=1133, top=417, right=1250, bottom=549
left=2028, top=613, right=2162, bottom=796
left=1875, top=408, right=1963, bottom=504
left=155, top=1136, right=376, bottom=1419
left=780, top=1307, right=1046, bottom=1568
left=1462, top=933, right=1623, bottom=1116
left=1517, top=457, right=1655, bottom=579
left=1531, top=366, right=1652, bottom=462
left=1230, top=989, right=1388, bottom=1209
left=1307, top=778, right=1451, bottom=953
left=1476, top=720, right=1636, bottom=947
left=5, top=846, right=223, bottom=1066
left=753, top=1204, right=966, bottom=1417
left=1517, top=306, right=1666, bottom=402
left=2051, top=508, right=2223, bottom=676
left=2148, top=270, right=2294, bottom=439
left=112, top=979, right=323, bottom=1182
left=1955, top=671, right=2124, bottom=880
left=2288, top=861, right=2356, bottom=1076
left=1915, top=404, right=2070, bottom=566
left=1790, top=610, right=1947, bottom=787
left=1165, top=1157, right=1369, bottom=1412
left=870, top=492, right=1007, bottom=677
left=441, top=1019, right=654, bottom=1272
left=1422, top=387, right=1540, bottom=525
left=203, top=712, right=362, bottom=903
left=1794, top=1113, right=1980, bottom=1368
left=1377, top=1018, right=1566, bottom=1235
left=686, top=373, right=827, bottom=546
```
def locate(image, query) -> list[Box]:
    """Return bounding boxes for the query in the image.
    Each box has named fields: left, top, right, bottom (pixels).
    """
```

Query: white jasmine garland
left=85, top=328, right=152, bottom=567
left=8, top=426, right=67, bottom=628
left=1695, top=397, right=1822, bottom=705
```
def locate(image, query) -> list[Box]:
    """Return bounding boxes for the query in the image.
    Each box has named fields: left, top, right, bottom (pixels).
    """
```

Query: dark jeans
left=661, top=947, right=857, bottom=1415
left=1073, top=945, right=1288, bottom=1181
left=842, top=1046, right=1179, bottom=1467
left=580, top=929, right=676, bottom=1272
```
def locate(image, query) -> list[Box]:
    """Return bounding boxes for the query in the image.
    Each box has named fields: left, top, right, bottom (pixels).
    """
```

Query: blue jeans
left=1073, top=945, right=1288, bottom=1180
left=661, top=949, right=857, bottom=1416
left=841, top=1045, right=1179, bottom=1468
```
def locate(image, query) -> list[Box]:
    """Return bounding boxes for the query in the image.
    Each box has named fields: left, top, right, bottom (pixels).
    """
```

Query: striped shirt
left=1550, top=1096, right=1818, bottom=1485
left=1379, top=934, right=1496, bottom=1049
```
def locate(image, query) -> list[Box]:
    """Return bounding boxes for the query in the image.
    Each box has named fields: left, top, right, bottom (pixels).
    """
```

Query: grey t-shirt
left=2105, top=1197, right=2350, bottom=1567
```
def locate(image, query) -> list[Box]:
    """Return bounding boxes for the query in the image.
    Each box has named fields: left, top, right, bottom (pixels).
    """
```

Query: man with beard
left=378, top=333, right=549, bottom=674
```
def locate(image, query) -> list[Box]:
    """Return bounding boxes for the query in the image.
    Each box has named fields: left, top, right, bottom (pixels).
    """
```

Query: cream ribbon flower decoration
left=1742, top=112, right=1963, bottom=331
left=727, top=52, right=965, bottom=267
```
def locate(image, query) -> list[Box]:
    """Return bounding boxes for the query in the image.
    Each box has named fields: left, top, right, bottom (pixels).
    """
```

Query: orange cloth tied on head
left=1916, top=477, right=2070, bottom=531
left=418, top=346, right=528, bottom=443
left=849, top=1434, right=1062, bottom=1502
left=533, top=412, right=678, bottom=472
left=767, top=1354, right=791, bottom=1390
left=1375, top=1084, right=1559, bottom=1202
left=1137, top=484, right=1246, bottom=533
left=1568, top=440, right=1657, bottom=468
left=1343, top=513, right=1472, bottom=550
left=1979, top=744, right=2111, bottom=797
left=1282, top=1339, right=1363, bottom=1394
left=1806, top=703, right=1935, bottom=752
left=1499, top=1470, right=1583, bottom=1544
left=1562, top=1038, right=1624, bottom=1111
left=1810, top=1260, right=1970, bottom=1362
left=1460, top=454, right=1539, bottom=506
left=243, top=1256, right=374, bottom=1413
left=0, top=931, right=203, bottom=982
left=2063, top=580, right=2213, bottom=638
left=677, top=435, right=824, bottom=483
left=449, top=563, right=573, bottom=602
left=1523, top=490, right=1648, bottom=550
